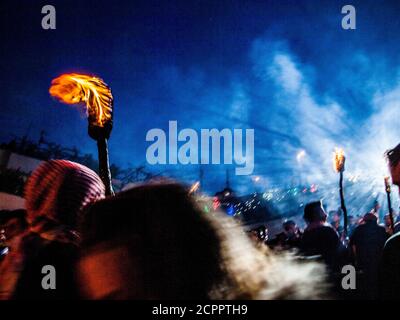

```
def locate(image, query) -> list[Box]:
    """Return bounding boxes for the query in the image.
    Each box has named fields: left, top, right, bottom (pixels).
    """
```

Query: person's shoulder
left=375, top=224, right=388, bottom=236
left=385, top=232, right=400, bottom=250
left=352, top=223, right=366, bottom=234
left=321, top=225, right=338, bottom=234
left=325, top=225, right=340, bottom=240
left=375, top=223, right=386, bottom=230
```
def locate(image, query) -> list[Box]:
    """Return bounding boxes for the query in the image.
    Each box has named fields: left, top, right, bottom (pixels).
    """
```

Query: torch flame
left=49, top=73, right=113, bottom=127
left=333, top=148, right=345, bottom=172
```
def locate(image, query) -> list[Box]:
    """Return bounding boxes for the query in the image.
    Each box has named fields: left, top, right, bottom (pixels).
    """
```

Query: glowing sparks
left=333, top=148, right=345, bottom=172
left=189, top=181, right=200, bottom=194
left=49, top=73, right=113, bottom=127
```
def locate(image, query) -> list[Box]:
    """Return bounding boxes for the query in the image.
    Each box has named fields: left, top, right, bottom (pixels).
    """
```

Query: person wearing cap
left=0, top=160, right=105, bottom=300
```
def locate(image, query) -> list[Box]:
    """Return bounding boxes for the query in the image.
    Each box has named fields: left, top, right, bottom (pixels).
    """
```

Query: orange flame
left=49, top=73, right=113, bottom=127
left=333, top=148, right=345, bottom=172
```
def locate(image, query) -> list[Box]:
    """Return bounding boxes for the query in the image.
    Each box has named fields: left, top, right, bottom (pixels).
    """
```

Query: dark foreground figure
left=77, top=181, right=328, bottom=300
left=350, top=212, right=388, bottom=299
left=0, top=160, right=105, bottom=299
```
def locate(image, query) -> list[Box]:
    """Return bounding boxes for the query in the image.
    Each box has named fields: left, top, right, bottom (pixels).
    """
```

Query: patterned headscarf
left=24, top=160, right=105, bottom=230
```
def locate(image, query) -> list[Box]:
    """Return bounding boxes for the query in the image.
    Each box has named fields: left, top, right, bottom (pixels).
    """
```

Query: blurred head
left=348, top=215, right=356, bottom=226
left=363, top=212, right=378, bottom=223
left=303, top=201, right=327, bottom=224
left=77, top=182, right=222, bottom=299
left=283, top=220, right=297, bottom=236
left=24, top=160, right=105, bottom=229
left=386, top=144, right=400, bottom=186
left=78, top=181, right=330, bottom=300
left=329, top=210, right=341, bottom=223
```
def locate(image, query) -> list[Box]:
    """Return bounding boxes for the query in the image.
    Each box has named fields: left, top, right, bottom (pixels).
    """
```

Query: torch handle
left=339, top=171, right=348, bottom=238
left=386, top=191, right=395, bottom=232
left=97, top=138, right=114, bottom=196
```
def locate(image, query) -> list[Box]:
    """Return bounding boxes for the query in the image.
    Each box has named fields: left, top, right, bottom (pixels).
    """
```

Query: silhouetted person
left=380, top=144, right=400, bottom=299
left=268, top=220, right=302, bottom=250
left=78, top=181, right=329, bottom=300
left=0, top=160, right=105, bottom=300
left=301, top=201, right=340, bottom=272
left=350, top=212, right=387, bottom=299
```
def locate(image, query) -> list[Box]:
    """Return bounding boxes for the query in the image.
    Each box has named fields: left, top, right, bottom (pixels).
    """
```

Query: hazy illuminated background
left=2, top=0, right=400, bottom=214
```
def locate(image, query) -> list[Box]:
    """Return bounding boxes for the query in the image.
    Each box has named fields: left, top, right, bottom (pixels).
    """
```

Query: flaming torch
left=333, top=148, right=348, bottom=238
left=384, top=176, right=395, bottom=233
left=49, top=73, right=114, bottom=195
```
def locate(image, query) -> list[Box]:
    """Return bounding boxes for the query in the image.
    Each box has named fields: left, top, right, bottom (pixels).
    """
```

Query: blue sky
left=2, top=0, right=400, bottom=198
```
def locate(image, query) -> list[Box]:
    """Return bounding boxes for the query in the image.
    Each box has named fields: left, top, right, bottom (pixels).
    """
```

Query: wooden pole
left=339, top=171, right=348, bottom=238
left=97, top=138, right=114, bottom=196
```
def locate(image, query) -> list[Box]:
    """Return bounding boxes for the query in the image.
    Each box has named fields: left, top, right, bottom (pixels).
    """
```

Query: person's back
left=301, top=224, right=339, bottom=269
left=380, top=232, right=400, bottom=299
left=350, top=219, right=387, bottom=271
left=301, top=201, right=340, bottom=272
left=380, top=143, right=400, bottom=299
left=350, top=214, right=388, bottom=299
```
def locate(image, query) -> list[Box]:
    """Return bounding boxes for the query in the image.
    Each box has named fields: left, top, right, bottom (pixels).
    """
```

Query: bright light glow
left=333, top=147, right=345, bottom=172
left=49, top=73, right=113, bottom=127
left=189, top=181, right=200, bottom=194
left=296, top=149, right=306, bottom=162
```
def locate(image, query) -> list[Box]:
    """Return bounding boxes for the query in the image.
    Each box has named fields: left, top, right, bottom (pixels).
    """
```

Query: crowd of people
left=1, top=144, right=400, bottom=300
left=260, top=202, right=399, bottom=299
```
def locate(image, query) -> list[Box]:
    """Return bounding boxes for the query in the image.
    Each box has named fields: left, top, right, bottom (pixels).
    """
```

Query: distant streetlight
left=296, top=149, right=306, bottom=163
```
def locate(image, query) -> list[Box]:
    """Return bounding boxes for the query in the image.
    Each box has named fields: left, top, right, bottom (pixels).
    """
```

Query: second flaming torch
left=334, top=148, right=348, bottom=239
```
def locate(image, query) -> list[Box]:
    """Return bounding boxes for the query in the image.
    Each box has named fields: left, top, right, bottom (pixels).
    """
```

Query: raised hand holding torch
left=49, top=73, right=114, bottom=195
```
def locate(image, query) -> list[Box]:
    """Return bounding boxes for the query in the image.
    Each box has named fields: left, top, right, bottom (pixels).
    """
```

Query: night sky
left=2, top=0, right=400, bottom=197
